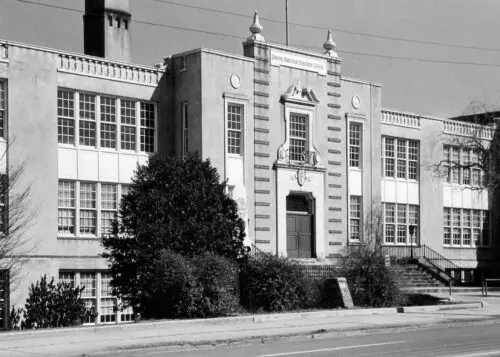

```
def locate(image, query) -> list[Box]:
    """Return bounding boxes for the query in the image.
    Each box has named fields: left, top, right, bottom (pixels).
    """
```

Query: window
left=227, top=104, right=243, bottom=155
left=0, top=80, right=6, bottom=138
left=120, top=99, right=136, bottom=151
left=100, top=273, right=116, bottom=323
left=349, top=123, right=361, bottom=168
left=100, top=97, right=116, bottom=148
left=182, top=102, right=188, bottom=156
left=80, top=272, right=97, bottom=324
left=444, top=145, right=484, bottom=186
left=443, top=208, right=451, bottom=245
left=59, top=271, right=133, bottom=325
left=80, top=183, right=97, bottom=234
left=0, top=174, right=7, bottom=234
left=59, top=272, right=75, bottom=288
left=58, top=90, right=75, bottom=144
left=289, top=113, right=308, bottom=161
left=140, top=102, right=155, bottom=153
left=58, top=181, right=128, bottom=237
left=443, top=207, right=490, bottom=247
left=58, top=181, right=75, bottom=234
left=384, top=203, right=395, bottom=244
left=384, top=138, right=395, bottom=177
left=79, top=93, right=96, bottom=146
left=349, top=196, right=361, bottom=241
left=101, top=184, right=117, bottom=234
left=383, top=203, right=419, bottom=245
left=382, top=137, right=419, bottom=180
left=57, top=90, right=156, bottom=153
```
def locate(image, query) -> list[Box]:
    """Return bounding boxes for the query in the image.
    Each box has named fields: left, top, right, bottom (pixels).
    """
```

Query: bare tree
left=0, top=141, right=38, bottom=284
left=432, top=102, right=500, bottom=192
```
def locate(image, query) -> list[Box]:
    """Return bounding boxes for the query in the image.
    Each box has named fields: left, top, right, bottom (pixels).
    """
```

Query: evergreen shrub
left=240, top=255, right=320, bottom=312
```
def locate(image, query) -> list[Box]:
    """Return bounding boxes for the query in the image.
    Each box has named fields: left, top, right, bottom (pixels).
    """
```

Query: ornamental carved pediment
left=281, top=81, right=319, bottom=106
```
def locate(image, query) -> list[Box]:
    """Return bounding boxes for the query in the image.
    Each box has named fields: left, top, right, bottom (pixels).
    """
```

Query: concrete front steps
left=391, top=264, right=447, bottom=288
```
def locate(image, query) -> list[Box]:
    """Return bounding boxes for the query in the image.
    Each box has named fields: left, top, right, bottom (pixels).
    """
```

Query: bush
left=139, top=250, right=201, bottom=319
left=21, top=275, right=94, bottom=329
left=191, top=253, right=241, bottom=317
left=241, top=255, right=320, bottom=312
left=101, top=153, right=248, bottom=314
left=342, top=247, right=407, bottom=307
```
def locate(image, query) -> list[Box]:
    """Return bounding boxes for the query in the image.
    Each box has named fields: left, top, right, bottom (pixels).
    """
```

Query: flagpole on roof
left=285, top=0, right=289, bottom=46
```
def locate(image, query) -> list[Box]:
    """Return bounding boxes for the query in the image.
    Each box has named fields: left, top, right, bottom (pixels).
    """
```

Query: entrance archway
left=286, top=193, right=315, bottom=258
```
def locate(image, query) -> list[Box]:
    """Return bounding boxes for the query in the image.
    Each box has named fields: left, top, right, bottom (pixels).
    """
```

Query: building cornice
left=342, top=76, right=383, bottom=88
left=171, top=48, right=255, bottom=64
left=0, top=39, right=163, bottom=86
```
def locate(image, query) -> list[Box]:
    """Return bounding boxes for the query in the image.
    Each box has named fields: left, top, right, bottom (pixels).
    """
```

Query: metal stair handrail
left=420, top=244, right=460, bottom=272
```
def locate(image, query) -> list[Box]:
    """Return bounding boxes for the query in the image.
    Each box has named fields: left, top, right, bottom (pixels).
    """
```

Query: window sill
left=382, top=177, right=419, bottom=183
left=443, top=245, right=490, bottom=249
left=348, top=167, right=363, bottom=172
left=58, top=235, right=100, bottom=240
left=227, top=154, right=244, bottom=159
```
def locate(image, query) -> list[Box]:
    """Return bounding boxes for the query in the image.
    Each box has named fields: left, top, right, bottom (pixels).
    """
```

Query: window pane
left=289, top=113, right=308, bottom=161
left=80, top=273, right=96, bottom=298
left=58, top=118, right=75, bottom=145
left=349, top=195, right=361, bottom=241
left=349, top=123, right=361, bottom=168
left=58, top=208, right=75, bottom=234
left=120, top=99, right=136, bottom=125
left=227, top=104, right=243, bottom=155
left=80, top=209, right=96, bottom=234
left=58, top=181, right=75, bottom=208
left=101, top=211, right=116, bottom=234
left=121, top=126, right=136, bottom=150
left=100, top=298, right=116, bottom=323
left=101, top=184, right=117, bottom=210
left=101, top=273, right=113, bottom=297
left=80, top=183, right=96, bottom=209
left=385, top=224, right=395, bottom=243
left=0, top=81, right=5, bottom=138
left=59, top=272, right=75, bottom=288
left=100, top=97, right=116, bottom=123
left=79, top=120, right=96, bottom=147
left=100, top=123, right=116, bottom=148
left=79, top=93, right=96, bottom=120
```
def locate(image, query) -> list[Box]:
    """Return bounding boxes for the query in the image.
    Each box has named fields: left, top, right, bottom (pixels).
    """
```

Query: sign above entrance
left=270, top=49, right=327, bottom=76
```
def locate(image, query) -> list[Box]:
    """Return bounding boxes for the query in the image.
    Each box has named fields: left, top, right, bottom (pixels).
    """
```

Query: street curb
left=90, top=316, right=500, bottom=356
left=397, top=301, right=485, bottom=313
left=0, top=302, right=484, bottom=340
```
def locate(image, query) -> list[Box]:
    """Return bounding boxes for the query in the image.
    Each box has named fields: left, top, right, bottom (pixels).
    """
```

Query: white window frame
left=349, top=195, right=362, bottom=242
left=223, top=93, right=248, bottom=158
left=383, top=202, right=419, bottom=245
left=57, top=89, right=157, bottom=154
left=443, top=145, right=485, bottom=187
left=348, top=122, right=362, bottom=168
left=382, top=137, right=419, bottom=181
left=0, top=80, right=7, bottom=139
left=58, top=181, right=129, bottom=238
left=443, top=207, right=490, bottom=247
left=59, top=271, right=134, bottom=325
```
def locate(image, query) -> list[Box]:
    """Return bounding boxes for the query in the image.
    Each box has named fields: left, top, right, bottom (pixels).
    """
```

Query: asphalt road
left=113, top=323, right=500, bottom=357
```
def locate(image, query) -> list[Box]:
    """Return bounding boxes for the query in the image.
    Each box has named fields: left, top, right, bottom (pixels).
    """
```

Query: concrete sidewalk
left=1, top=294, right=500, bottom=357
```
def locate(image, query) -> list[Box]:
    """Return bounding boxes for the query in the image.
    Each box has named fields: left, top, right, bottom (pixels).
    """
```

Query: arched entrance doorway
left=286, top=193, right=315, bottom=258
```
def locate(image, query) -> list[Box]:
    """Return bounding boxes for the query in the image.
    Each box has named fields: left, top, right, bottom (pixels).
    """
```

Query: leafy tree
left=102, top=153, right=246, bottom=313
left=19, top=275, right=93, bottom=329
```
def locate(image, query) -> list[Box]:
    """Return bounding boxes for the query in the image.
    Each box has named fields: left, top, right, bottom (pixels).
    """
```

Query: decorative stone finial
left=323, top=28, right=337, bottom=57
left=248, top=11, right=265, bottom=41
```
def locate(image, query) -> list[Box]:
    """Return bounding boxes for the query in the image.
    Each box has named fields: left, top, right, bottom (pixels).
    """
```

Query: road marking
left=257, top=341, right=408, bottom=357
left=450, top=351, right=500, bottom=357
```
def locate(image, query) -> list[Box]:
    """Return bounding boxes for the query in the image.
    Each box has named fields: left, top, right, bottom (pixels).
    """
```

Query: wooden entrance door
left=286, top=214, right=313, bottom=258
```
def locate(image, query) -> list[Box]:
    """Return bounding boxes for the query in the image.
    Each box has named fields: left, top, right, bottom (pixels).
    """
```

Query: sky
left=1, top=0, right=500, bottom=118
